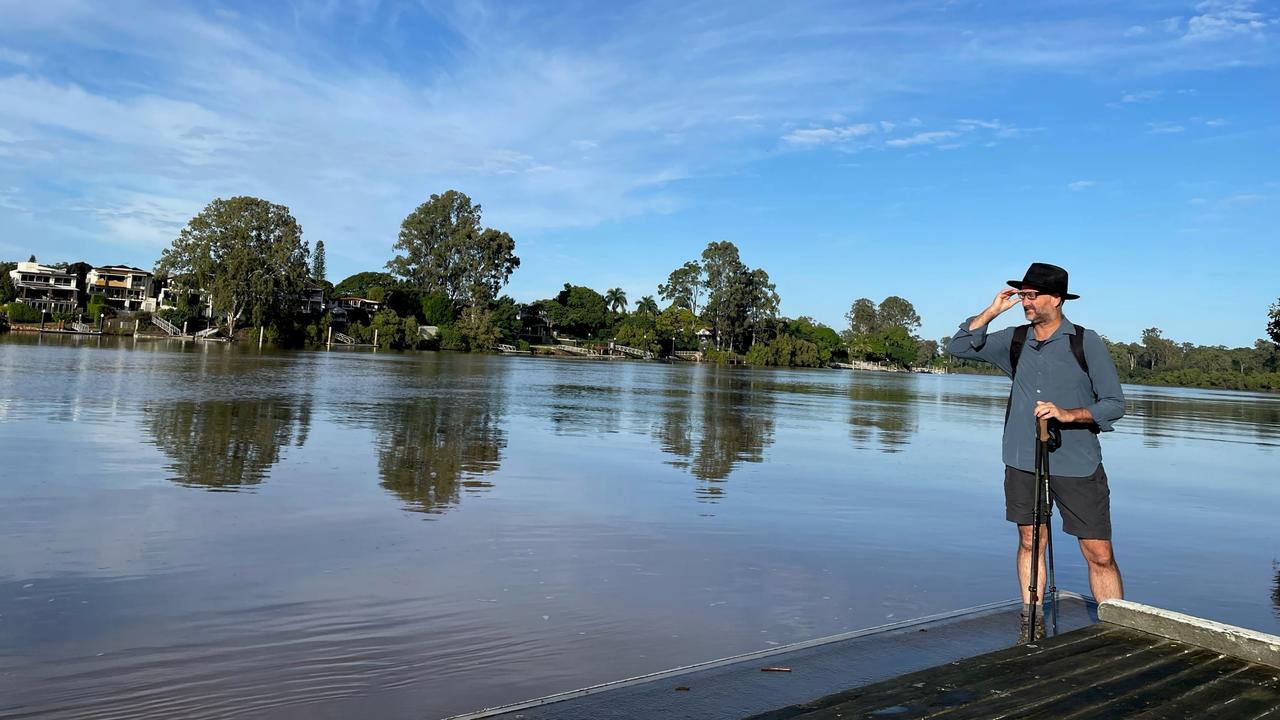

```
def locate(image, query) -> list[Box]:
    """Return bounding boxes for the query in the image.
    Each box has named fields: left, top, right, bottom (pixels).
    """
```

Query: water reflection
left=549, top=383, right=623, bottom=436
left=1273, top=561, right=1280, bottom=619
left=847, top=381, right=918, bottom=453
left=144, top=398, right=313, bottom=490
left=655, top=371, right=775, bottom=498
left=1129, top=391, right=1280, bottom=449
left=374, top=397, right=506, bottom=515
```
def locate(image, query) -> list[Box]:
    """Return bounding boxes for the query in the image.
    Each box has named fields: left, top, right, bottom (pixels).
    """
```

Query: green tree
left=388, top=190, right=519, bottom=311
left=655, top=305, right=700, bottom=352
left=0, top=262, right=15, bottom=304
left=545, top=283, right=609, bottom=338
left=846, top=298, right=878, bottom=335
left=744, top=267, right=780, bottom=347
left=420, top=292, right=456, bottom=326
left=658, top=261, right=704, bottom=315
left=700, top=241, right=746, bottom=350
left=1268, top=298, right=1280, bottom=345
left=312, top=240, right=327, bottom=283
left=614, top=312, right=660, bottom=354
left=785, top=316, right=842, bottom=364
left=489, top=296, right=521, bottom=343
left=605, top=287, right=628, bottom=315
left=877, top=296, right=921, bottom=333
left=636, top=295, right=659, bottom=316
left=334, top=271, right=394, bottom=299
left=27, top=254, right=35, bottom=263
left=914, top=339, right=939, bottom=367
left=156, top=196, right=310, bottom=338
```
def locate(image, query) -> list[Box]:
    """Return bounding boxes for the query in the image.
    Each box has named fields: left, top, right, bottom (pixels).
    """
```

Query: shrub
left=5, top=302, right=43, bottom=323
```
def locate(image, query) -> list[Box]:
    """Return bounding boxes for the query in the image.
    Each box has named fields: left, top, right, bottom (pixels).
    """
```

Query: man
left=948, top=262, right=1126, bottom=643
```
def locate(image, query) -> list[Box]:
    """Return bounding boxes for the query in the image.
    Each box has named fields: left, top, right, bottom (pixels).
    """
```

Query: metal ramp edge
left=443, top=592, right=1094, bottom=720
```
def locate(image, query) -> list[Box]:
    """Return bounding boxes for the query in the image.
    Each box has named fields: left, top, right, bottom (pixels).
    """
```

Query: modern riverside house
left=86, top=265, right=153, bottom=312
left=8, top=261, right=79, bottom=315
left=300, top=284, right=326, bottom=315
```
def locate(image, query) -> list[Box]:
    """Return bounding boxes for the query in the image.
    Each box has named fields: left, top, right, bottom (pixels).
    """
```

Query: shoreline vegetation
left=3, top=189, right=1278, bottom=392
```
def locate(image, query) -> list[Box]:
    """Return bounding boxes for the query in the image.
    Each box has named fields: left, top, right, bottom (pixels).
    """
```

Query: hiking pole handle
left=1037, top=417, right=1051, bottom=442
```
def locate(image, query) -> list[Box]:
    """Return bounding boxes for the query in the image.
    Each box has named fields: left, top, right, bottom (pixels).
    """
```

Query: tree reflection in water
left=655, top=370, right=775, bottom=500
left=1273, top=561, right=1279, bottom=619
left=145, top=398, right=313, bottom=490
left=847, top=381, right=918, bottom=454
left=375, top=398, right=506, bottom=515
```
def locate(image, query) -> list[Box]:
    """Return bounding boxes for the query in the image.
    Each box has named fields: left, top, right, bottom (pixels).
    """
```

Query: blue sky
left=0, top=0, right=1276, bottom=347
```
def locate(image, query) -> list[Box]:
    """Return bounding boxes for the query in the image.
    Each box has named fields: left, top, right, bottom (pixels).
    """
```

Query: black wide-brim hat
left=1007, top=262, right=1079, bottom=300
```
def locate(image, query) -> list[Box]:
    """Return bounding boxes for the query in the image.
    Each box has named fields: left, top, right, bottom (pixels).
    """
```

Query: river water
left=1, top=334, right=1276, bottom=719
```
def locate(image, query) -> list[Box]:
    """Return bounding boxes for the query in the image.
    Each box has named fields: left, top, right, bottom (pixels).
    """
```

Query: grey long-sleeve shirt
left=948, top=316, right=1125, bottom=476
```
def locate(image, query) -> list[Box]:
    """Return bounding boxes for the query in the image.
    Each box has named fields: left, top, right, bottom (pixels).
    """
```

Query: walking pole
left=1027, top=418, right=1047, bottom=643
left=1040, top=418, right=1061, bottom=637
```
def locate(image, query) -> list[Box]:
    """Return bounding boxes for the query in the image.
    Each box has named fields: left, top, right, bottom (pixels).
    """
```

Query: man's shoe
left=1017, top=611, right=1046, bottom=644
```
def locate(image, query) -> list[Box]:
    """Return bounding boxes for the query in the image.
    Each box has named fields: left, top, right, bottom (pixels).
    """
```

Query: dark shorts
left=1005, top=464, right=1112, bottom=540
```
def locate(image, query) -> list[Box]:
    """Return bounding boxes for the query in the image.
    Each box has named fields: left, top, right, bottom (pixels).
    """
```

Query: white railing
left=554, top=344, right=599, bottom=356
left=152, top=316, right=182, bottom=336
left=612, top=344, right=652, bottom=359
left=194, top=327, right=220, bottom=338
left=672, top=350, right=702, bottom=361
left=333, top=332, right=356, bottom=345
left=71, top=321, right=94, bottom=333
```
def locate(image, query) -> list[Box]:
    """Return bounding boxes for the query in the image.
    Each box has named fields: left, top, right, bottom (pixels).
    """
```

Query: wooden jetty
left=447, top=596, right=1279, bottom=720
left=749, top=600, right=1280, bottom=719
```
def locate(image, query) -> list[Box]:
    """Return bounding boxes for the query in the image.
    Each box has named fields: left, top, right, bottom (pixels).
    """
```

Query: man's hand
left=1035, top=401, right=1092, bottom=424
left=969, top=288, right=1021, bottom=330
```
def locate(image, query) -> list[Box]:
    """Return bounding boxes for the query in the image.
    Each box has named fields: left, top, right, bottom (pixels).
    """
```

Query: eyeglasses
left=1017, top=291, right=1052, bottom=300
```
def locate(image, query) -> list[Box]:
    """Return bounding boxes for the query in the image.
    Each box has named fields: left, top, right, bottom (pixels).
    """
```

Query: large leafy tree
left=544, top=283, right=609, bottom=338
left=334, top=271, right=395, bottom=299
left=388, top=190, right=519, bottom=312
left=157, top=196, right=310, bottom=338
left=877, top=296, right=921, bottom=333
left=658, top=261, right=704, bottom=315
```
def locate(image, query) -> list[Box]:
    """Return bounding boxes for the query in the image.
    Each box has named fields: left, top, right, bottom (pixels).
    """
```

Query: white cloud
left=782, top=123, right=877, bottom=145
left=885, top=130, right=960, bottom=147
left=1183, top=0, right=1273, bottom=41
left=1147, top=121, right=1186, bottom=134
left=1069, top=180, right=1095, bottom=191
left=1121, top=90, right=1162, bottom=103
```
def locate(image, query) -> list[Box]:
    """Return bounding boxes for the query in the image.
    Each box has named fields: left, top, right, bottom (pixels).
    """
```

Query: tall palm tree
left=605, top=287, right=628, bottom=315
left=637, top=295, right=659, bottom=316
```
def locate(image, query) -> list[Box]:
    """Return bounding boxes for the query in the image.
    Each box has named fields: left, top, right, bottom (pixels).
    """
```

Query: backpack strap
left=1004, top=324, right=1030, bottom=426
left=1009, top=324, right=1030, bottom=377
left=1069, top=323, right=1089, bottom=375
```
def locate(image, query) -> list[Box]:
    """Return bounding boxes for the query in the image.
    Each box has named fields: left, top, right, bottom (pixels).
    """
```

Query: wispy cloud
left=1069, top=180, right=1095, bottom=191
left=885, top=130, right=960, bottom=148
left=1121, top=90, right=1162, bottom=103
left=782, top=123, right=877, bottom=145
left=1147, top=121, right=1186, bottom=134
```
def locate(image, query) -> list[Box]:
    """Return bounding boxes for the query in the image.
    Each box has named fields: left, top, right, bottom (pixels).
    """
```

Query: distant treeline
left=946, top=323, right=1280, bottom=392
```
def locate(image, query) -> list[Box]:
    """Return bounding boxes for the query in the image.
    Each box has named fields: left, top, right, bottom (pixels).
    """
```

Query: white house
left=8, top=262, right=78, bottom=315
left=86, top=265, right=152, bottom=312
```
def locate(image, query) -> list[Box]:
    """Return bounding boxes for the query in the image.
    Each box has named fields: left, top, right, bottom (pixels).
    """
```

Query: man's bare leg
left=1017, top=524, right=1048, bottom=604
left=1079, top=538, right=1124, bottom=602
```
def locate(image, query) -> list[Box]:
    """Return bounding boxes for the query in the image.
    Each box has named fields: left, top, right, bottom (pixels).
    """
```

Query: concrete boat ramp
left=447, top=595, right=1278, bottom=720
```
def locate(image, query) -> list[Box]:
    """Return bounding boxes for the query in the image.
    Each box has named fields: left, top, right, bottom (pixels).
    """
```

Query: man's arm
left=946, top=288, right=1021, bottom=375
